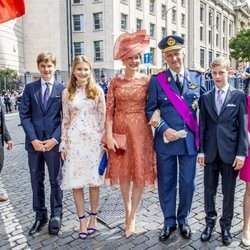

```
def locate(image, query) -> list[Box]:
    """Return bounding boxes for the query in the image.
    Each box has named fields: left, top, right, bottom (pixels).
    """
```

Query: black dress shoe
left=48, top=216, right=62, bottom=235
left=159, top=226, right=176, bottom=242
left=221, top=228, right=232, bottom=246
left=29, top=218, right=48, bottom=235
left=179, top=224, right=191, bottom=239
left=200, top=225, right=214, bottom=242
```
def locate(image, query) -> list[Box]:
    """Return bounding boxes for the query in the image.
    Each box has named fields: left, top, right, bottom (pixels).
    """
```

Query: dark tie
left=43, top=82, right=50, bottom=108
left=176, top=74, right=183, bottom=93
left=216, top=89, right=223, bottom=114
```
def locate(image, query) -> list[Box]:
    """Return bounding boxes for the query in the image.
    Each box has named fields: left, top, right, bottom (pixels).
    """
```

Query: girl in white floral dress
left=59, top=55, right=105, bottom=239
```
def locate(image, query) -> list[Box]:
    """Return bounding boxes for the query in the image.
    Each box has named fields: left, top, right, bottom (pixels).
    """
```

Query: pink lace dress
left=105, top=75, right=156, bottom=187
left=59, top=86, right=105, bottom=190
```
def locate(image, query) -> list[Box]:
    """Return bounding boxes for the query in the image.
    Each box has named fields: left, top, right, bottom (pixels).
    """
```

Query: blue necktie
left=176, top=74, right=183, bottom=93
left=43, top=82, right=50, bottom=108
left=216, top=89, right=223, bottom=114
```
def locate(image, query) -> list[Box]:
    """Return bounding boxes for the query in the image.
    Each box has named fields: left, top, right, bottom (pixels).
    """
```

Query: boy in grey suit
left=198, top=57, right=248, bottom=246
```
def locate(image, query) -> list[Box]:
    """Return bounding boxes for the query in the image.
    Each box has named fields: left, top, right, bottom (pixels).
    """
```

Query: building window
left=74, top=42, right=84, bottom=57
left=209, top=51, right=212, bottom=65
left=73, top=0, right=83, bottom=4
left=223, top=18, right=226, bottom=33
left=136, top=0, right=142, bottom=9
left=121, top=13, right=128, bottom=30
left=150, top=47, right=155, bottom=64
left=209, top=10, right=213, bottom=26
left=162, top=27, right=166, bottom=38
left=172, top=30, right=176, bottom=35
left=208, top=30, right=211, bottom=44
left=200, top=48, right=205, bottom=68
left=93, top=12, right=103, bottom=30
left=181, top=14, right=185, bottom=26
left=136, top=18, right=142, bottom=31
left=149, top=0, right=155, bottom=14
left=200, top=5, right=204, bottom=22
left=94, top=40, right=103, bottom=61
left=181, top=33, right=185, bottom=40
left=223, top=37, right=226, bottom=49
left=73, top=14, right=84, bottom=32
left=150, top=23, right=155, bottom=38
left=181, top=0, right=185, bottom=6
left=216, top=15, right=220, bottom=30
left=229, top=22, right=233, bottom=37
left=216, top=52, right=220, bottom=58
left=172, top=8, right=176, bottom=23
left=200, top=26, right=203, bottom=41
left=216, top=33, right=219, bottom=47
left=161, top=4, right=166, bottom=19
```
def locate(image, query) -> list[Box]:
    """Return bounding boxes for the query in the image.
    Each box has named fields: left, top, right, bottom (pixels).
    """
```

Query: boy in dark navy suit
left=20, top=52, right=65, bottom=236
left=198, top=57, right=248, bottom=246
left=146, top=35, right=206, bottom=242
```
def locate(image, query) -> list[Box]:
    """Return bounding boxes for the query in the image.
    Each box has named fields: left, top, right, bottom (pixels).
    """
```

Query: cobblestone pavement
left=0, top=113, right=247, bottom=250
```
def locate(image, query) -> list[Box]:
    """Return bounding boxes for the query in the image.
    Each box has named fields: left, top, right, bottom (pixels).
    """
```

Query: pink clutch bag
left=101, top=132, right=127, bottom=150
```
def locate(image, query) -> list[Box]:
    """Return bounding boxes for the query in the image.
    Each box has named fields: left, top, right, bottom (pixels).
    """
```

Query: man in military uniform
left=0, top=102, right=13, bottom=202
left=146, top=35, right=206, bottom=242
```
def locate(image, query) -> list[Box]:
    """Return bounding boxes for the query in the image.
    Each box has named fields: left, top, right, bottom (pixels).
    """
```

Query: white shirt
left=41, top=78, right=54, bottom=97
left=169, top=68, right=185, bottom=84
left=214, top=83, right=229, bottom=106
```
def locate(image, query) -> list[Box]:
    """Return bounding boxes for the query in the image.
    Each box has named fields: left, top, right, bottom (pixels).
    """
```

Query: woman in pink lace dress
left=105, top=30, right=157, bottom=238
left=60, top=56, right=105, bottom=239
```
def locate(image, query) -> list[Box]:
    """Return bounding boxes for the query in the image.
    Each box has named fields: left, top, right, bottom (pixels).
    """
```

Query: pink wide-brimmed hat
left=113, top=30, right=149, bottom=60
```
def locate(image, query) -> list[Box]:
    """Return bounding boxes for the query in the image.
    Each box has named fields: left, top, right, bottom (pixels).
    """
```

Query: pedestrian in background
left=146, top=35, right=206, bottom=242
left=105, top=30, right=156, bottom=238
left=20, top=52, right=65, bottom=236
left=239, top=94, right=250, bottom=248
left=0, top=102, right=13, bottom=202
left=98, top=74, right=109, bottom=101
left=60, top=55, right=105, bottom=239
left=198, top=57, right=248, bottom=246
left=3, top=91, right=12, bottom=113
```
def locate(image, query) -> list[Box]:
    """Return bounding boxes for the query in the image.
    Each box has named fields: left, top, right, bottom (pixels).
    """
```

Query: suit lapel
left=209, top=88, right=218, bottom=116
left=34, top=79, right=45, bottom=112
left=45, top=81, right=60, bottom=111
left=182, top=69, right=191, bottom=95
left=220, top=86, right=235, bottom=114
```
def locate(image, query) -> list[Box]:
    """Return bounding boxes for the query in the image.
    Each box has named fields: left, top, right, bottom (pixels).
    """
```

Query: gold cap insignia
left=167, top=37, right=176, bottom=46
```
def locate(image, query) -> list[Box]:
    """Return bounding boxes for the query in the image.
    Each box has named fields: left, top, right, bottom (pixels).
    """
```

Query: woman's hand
left=107, top=136, right=119, bottom=152
left=61, top=151, right=67, bottom=161
left=149, top=109, right=161, bottom=127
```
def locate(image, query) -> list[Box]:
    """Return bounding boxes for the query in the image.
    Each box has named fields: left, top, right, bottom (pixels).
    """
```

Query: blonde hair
left=67, top=55, right=100, bottom=101
left=36, top=52, right=56, bottom=66
left=210, top=57, right=230, bottom=70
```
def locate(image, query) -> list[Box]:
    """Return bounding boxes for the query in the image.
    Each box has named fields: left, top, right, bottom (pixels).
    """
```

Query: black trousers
left=0, top=142, right=4, bottom=174
left=204, top=152, right=239, bottom=230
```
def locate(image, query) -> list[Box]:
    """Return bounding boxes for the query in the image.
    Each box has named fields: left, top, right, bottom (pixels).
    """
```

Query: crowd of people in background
left=0, top=30, right=250, bottom=249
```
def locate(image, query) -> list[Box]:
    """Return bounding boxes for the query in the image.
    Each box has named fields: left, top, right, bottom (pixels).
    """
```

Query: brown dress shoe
left=0, top=194, right=8, bottom=202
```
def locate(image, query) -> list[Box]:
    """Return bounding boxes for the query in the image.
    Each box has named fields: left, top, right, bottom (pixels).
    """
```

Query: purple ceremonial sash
left=156, top=72, right=200, bottom=150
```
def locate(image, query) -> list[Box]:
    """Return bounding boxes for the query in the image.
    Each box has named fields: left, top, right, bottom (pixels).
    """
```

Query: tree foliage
left=229, top=29, right=250, bottom=62
left=0, top=66, right=18, bottom=91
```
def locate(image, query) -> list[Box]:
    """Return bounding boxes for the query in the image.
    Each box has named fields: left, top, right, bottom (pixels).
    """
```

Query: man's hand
left=163, top=128, right=179, bottom=142
left=198, top=156, right=205, bottom=167
left=42, top=139, right=57, bottom=152
left=61, top=151, right=67, bottom=161
left=232, top=158, right=244, bottom=170
left=31, top=139, right=44, bottom=151
left=6, top=140, right=13, bottom=150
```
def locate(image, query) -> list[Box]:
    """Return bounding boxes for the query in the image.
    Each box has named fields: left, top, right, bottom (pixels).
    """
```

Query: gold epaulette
left=151, top=68, right=165, bottom=76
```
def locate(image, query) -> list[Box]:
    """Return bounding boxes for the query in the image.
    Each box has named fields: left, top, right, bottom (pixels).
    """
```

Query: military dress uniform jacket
left=146, top=68, right=206, bottom=156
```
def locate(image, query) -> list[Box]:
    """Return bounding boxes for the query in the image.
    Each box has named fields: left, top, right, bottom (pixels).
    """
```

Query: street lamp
left=165, top=6, right=176, bottom=36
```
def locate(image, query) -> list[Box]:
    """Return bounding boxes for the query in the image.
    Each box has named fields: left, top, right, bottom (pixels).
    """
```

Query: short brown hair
left=36, top=52, right=56, bottom=66
left=210, top=57, right=230, bottom=70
